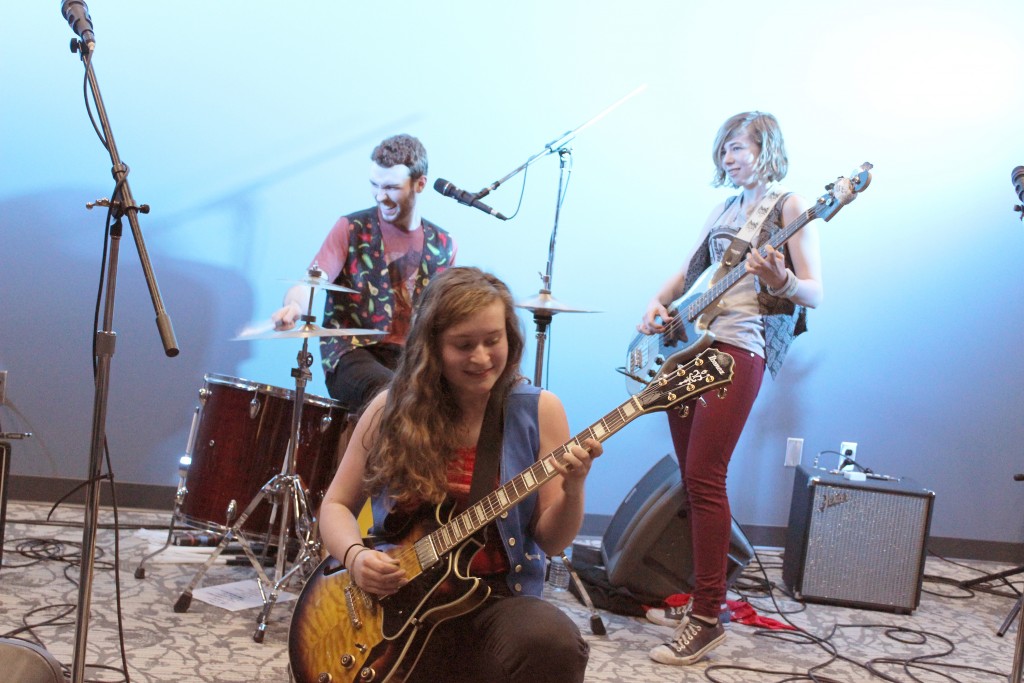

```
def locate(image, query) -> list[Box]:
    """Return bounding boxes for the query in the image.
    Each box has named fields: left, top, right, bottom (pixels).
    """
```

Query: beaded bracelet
left=342, top=542, right=364, bottom=569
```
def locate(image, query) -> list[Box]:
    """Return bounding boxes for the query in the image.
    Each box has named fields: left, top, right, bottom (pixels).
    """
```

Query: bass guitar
left=288, top=347, right=735, bottom=683
left=623, top=163, right=873, bottom=394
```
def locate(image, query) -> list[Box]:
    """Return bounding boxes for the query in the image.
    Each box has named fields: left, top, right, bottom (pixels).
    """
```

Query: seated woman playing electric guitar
left=317, top=266, right=601, bottom=683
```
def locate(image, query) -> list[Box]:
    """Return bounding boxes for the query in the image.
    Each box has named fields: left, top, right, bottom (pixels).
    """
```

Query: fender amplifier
left=601, top=454, right=754, bottom=604
left=782, top=465, right=934, bottom=614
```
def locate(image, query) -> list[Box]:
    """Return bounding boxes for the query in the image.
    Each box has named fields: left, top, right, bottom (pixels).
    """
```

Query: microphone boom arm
left=474, top=84, right=647, bottom=199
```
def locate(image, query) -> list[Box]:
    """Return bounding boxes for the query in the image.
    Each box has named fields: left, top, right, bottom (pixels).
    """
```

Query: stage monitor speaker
left=601, top=454, right=754, bottom=604
left=782, top=465, right=934, bottom=614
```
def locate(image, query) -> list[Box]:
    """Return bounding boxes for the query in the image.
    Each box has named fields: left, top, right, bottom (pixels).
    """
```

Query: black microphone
left=62, top=0, right=96, bottom=51
left=433, top=178, right=508, bottom=221
left=1012, top=166, right=1024, bottom=205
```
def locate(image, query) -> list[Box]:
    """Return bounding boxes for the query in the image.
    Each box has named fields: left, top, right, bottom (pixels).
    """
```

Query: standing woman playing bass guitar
left=639, top=111, right=823, bottom=666
left=317, top=266, right=600, bottom=682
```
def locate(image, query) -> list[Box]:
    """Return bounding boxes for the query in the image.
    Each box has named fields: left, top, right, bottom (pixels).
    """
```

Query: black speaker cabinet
left=601, top=454, right=754, bottom=604
left=782, top=465, right=934, bottom=614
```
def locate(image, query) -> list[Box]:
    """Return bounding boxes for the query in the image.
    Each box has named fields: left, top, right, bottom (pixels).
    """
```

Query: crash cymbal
left=233, top=322, right=384, bottom=341
left=278, top=276, right=357, bottom=294
left=515, top=291, right=598, bottom=314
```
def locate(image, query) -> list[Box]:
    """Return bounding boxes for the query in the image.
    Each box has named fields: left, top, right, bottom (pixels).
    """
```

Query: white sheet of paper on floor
left=191, top=579, right=297, bottom=611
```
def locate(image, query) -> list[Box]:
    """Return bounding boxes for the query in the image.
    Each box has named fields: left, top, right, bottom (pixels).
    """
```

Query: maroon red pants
left=666, top=342, right=765, bottom=620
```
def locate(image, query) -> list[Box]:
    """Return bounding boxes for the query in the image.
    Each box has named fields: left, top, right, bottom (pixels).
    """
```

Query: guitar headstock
left=637, top=348, right=734, bottom=414
left=813, top=162, right=873, bottom=222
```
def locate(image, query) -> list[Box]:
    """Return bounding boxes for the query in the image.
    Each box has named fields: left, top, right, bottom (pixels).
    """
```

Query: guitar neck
left=686, top=207, right=817, bottom=321
left=415, top=394, right=647, bottom=566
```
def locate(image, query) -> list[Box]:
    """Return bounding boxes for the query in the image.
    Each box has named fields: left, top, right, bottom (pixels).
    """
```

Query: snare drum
left=180, top=374, right=345, bottom=533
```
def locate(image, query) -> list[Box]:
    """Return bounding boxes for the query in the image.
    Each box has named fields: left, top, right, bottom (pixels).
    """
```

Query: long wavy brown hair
left=363, top=267, right=526, bottom=507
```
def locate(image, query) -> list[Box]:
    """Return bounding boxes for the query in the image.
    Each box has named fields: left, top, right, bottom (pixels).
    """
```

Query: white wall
left=2, top=1, right=1023, bottom=544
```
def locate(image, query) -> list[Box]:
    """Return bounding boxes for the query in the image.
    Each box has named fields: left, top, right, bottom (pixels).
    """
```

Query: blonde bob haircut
left=711, top=111, right=788, bottom=188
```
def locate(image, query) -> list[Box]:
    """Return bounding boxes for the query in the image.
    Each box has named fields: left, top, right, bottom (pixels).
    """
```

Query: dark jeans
left=406, top=595, right=589, bottom=683
left=325, top=344, right=402, bottom=414
left=666, top=341, right=765, bottom=620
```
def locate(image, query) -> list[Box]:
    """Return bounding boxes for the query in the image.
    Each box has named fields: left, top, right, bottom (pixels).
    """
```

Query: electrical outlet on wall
left=785, top=437, right=803, bottom=467
left=840, top=441, right=857, bottom=460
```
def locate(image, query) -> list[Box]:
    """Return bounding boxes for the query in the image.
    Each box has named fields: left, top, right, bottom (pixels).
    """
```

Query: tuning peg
left=717, top=388, right=728, bottom=399
left=697, top=396, right=708, bottom=407
left=677, top=405, right=690, bottom=419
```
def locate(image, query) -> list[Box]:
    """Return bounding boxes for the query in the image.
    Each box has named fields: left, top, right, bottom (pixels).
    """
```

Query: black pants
left=325, top=344, right=402, bottom=414
left=406, top=595, right=589, bottom=683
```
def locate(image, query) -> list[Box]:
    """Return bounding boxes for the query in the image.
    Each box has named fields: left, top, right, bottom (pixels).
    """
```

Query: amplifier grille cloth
left=802, top=483, right=929, bottom=607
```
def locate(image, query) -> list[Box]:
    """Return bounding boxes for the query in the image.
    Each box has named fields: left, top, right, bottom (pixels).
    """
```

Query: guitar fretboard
left=414, top=395, right=644, bottom=567
left=684, top=203, right=822, bottom=322
left=411, top=352, right=730, bottom=570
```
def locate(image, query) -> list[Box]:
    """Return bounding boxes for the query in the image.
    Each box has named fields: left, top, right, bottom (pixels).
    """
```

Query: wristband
left=767, top=269, right=799, bottom=299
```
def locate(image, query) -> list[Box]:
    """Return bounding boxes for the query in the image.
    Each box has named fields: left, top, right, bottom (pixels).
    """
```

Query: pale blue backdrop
left=2, top=1, right=1023, bottom=546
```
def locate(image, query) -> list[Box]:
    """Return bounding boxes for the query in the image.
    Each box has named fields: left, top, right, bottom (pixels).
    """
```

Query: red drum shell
left=180, top=374, right=344, bottom=533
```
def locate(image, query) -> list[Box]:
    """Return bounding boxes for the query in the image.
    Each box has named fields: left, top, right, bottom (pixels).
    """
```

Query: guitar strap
left=468, top=391, right=505, bottom=505
left=721, top=186, right=788, bottom=268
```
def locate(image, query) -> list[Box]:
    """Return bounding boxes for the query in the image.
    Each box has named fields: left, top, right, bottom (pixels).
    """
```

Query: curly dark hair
left=371, top=134, right=428, bottom=181
left=363, top=267, right=526, bottom=506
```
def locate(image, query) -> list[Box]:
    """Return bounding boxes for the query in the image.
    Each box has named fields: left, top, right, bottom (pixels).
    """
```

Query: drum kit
left=134, top=266, right=383, bottom=642
left=133, top=267, right=598, bottom=643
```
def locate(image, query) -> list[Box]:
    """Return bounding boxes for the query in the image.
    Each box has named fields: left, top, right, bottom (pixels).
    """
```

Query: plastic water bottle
left=548, top=554, right=570, bottom=591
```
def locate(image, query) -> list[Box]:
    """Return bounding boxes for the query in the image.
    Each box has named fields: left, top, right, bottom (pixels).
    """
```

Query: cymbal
left=279, top=276, right=357, bottom=294
left=515, top=292, right=598, bottom=314
left=234, top=323, right=385, bottom=341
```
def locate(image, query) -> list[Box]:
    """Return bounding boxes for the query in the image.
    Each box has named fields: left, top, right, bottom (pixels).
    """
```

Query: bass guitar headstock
left=814, top=162, right=873, bottom=222
left=636, top=348, right=734, bottom=414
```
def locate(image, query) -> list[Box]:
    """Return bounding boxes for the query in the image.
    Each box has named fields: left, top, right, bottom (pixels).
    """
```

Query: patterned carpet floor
left=1, top=501, right=1021, bottom=682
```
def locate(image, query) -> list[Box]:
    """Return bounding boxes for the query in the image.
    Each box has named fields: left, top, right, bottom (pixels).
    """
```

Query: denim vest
left=370, top=383, right=547, bottom=597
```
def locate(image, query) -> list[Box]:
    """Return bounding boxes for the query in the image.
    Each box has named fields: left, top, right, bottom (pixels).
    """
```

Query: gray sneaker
left=646, top=600, right=692, bottom=627
left=649, top=616, right=726, bottom=665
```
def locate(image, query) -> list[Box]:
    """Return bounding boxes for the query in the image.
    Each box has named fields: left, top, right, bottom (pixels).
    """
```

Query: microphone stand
left=473, top=84, right=647, bottom=202
left=528, top=147, right=574, bottom=388
left=478, top=88, right=647, bottom=386
left=66, top=40, right=178, bottom=683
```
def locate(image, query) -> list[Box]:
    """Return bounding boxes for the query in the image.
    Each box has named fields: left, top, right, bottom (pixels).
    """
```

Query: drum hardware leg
left=135, top=464, right=191, bottom=579
left=137, top=406, right=202, bottom=579
left=174, top=481, right=280, bottom=612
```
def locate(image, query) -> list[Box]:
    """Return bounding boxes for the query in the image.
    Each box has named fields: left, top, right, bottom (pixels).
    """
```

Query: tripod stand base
left=171, top=473, right=321, bottom=642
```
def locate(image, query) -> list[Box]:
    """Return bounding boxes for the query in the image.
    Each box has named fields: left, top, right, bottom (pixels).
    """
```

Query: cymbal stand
left=529, top=147, right=572, bottom=388
left=173, top=286, right=323, bottom=643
